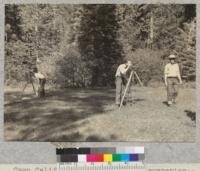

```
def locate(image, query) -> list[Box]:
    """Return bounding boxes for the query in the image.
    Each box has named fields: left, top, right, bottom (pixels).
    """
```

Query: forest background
left=5, top=4, right=196, bottom=88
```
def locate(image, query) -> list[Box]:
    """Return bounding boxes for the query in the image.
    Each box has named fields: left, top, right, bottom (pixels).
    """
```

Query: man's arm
left=177, top=65, right=182, bottom=84
left=35, top=72, right=45, bottom=79
left=164, top=65, right=168, bottom=86
left=121, top=64, right=132, bottom=75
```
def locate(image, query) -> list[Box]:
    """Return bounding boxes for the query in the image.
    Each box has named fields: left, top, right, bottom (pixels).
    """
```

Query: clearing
left=4, top=85, right=196, bottom=142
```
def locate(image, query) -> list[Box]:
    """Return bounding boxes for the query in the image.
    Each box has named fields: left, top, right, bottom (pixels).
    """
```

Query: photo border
left=0, top=0, right=200, bottom=163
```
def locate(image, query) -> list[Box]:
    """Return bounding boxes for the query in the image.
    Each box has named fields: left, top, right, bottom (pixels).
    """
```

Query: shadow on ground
left=4, top=88, right=116, bottom=141
left=185, top=110, right=196, bottom=121
left=4, top=87, right=196, bottom=142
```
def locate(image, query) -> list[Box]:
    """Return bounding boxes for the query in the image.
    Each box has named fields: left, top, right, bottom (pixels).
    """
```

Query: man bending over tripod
left=115, top=60, right=132, bottom=107
left=33, top=67, right=46, bottom=98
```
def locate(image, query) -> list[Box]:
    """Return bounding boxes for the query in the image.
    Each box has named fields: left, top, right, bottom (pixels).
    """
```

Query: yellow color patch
left=104, top=154, right=112, bottom=162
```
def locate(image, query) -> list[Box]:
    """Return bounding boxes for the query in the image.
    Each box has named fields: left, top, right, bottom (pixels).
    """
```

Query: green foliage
left=174, top=17, right=196, bottom=81
left=116, top=4, right=186, bottom=50
left=127, top=49, right=165, bottom=85
left=5, top=5, right=22, bottom=41
left=5, top=40, right=29, bottom=83
left=78, top=5, right=123, bottom=87
left=5, top=4, right=196, bottom=87
left=116, top=4, right=196, bottom=83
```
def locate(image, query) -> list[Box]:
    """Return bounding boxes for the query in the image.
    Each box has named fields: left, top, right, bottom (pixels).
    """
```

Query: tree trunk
left=148, top=12, right=154, bottom=48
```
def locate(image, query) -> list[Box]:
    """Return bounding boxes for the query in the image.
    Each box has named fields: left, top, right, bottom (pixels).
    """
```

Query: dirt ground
left=4, top=85, right=196, bottom=142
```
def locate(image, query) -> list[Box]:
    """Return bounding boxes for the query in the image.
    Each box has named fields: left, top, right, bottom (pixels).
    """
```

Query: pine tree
left=5, top=4, right=196, bottom=86
left=175, top=17, right=196, bottom=81
left=78, top=4, right=123, bottom=86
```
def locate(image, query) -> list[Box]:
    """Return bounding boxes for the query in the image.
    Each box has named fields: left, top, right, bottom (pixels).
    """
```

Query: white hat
left=169, top=54, right=176, bottom=59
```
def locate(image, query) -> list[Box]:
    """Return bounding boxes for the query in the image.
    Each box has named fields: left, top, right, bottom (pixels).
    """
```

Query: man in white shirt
left=33, top=67, right=46, bottom=98
left=115, top=60, right=132, bottom=107
left=164, top=54, right=182, bottom=106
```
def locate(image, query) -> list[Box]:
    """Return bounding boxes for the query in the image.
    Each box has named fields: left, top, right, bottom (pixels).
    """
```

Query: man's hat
left=32, top=67, right=38, bottom=73
left=168, top=54, right=176, bottom=59
left=127, top=60, right=132, bottom=65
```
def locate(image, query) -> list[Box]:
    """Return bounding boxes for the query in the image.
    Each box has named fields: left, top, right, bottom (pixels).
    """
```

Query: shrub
left=127, top=48, right=165, bottom=86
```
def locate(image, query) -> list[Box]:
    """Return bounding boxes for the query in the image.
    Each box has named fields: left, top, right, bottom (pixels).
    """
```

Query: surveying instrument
left=21, top=61, right=37, bottom=97
left=119, top=69, right=143, bottom=109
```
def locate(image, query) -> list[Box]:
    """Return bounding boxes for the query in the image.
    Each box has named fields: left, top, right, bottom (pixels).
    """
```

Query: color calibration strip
left=57, top=153, right=144, bottom=162
left=56, top=147, right=144, bottom=163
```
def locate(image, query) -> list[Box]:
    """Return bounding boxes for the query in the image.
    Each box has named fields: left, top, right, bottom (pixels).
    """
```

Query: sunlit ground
left=4, top=85, right=196, bottom=142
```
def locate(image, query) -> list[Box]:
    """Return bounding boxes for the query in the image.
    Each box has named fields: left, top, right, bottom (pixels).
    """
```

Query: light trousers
left=167, top=77, right=179, bottom=102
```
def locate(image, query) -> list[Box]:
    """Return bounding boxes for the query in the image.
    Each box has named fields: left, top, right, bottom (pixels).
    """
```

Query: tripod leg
left=31, top=80, right=36, bottom=95
left=134, top=71, right=143, bottom=87
left=120, top=71, right=133, bottom=109
left=22, top=82, right=28, bottom=94
left=129, top=74, right=134, bottom=102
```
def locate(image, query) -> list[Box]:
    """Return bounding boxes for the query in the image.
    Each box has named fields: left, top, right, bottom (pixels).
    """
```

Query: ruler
left=58, top=162, right=146, bottom=171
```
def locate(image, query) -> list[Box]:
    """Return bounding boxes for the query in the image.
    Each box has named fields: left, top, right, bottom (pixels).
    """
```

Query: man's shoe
left=122, top=101, right=126, bottom=106
left=167, top=101, right=172, bottom=106
left=172, top=99, right=176, bottom=104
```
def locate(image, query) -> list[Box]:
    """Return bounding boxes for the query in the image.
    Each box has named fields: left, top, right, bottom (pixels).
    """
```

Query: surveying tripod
left=21, top=71, right=37, bottom=96
left=119, top=70, right=143, bottom=109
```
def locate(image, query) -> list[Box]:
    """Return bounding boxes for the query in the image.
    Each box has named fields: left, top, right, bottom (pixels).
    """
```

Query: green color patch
left=112, top=154, right=121, bottom=161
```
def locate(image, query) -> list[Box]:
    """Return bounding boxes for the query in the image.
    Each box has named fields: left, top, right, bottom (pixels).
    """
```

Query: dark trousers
left=167, top=77, right=178, bottom=102
left=38, top=78, right=46, bottom=98
left=115, top=76, right=127, bottom=105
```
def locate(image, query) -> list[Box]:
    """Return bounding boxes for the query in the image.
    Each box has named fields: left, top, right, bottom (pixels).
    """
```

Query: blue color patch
left=120, top=154, right=130, bottom=161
